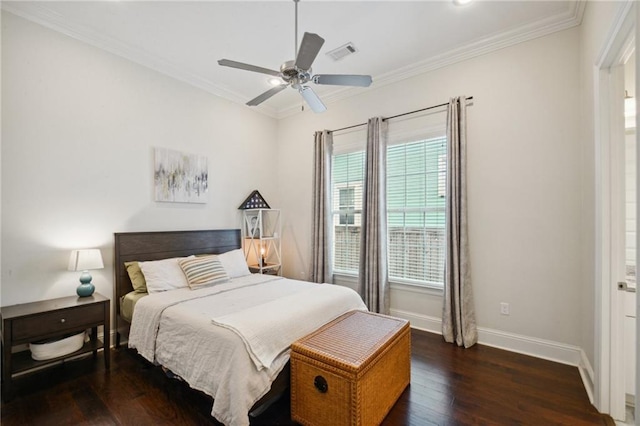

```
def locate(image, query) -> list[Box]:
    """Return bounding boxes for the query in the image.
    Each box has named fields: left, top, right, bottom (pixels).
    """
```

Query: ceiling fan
left=217, top=0, right=372, bottom=113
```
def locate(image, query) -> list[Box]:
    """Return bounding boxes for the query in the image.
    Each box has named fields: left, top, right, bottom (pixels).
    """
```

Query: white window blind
left=387, top=137, right=446, bottom=286
left=331, top=151, right=364, bottom=273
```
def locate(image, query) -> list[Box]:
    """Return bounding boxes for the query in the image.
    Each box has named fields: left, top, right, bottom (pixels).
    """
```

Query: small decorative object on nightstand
left=68, top=249, right=104, bottom=297
left=241, top=208, right=282, bottom=275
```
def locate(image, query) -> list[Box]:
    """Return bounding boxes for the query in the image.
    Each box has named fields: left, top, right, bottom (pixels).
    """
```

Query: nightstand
left=1, top=293, right=110, bottom=401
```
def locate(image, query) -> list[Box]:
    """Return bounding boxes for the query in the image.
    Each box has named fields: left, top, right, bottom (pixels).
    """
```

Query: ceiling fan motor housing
left=280, top=60, right=311, bottom=85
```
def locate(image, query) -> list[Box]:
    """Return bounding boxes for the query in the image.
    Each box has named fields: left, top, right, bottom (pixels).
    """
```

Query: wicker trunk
left=290, top=310, right=410, bottom=426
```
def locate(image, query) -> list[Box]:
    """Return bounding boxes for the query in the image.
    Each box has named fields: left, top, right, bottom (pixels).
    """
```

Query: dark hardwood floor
left=1, top=329, right=614, bottom=425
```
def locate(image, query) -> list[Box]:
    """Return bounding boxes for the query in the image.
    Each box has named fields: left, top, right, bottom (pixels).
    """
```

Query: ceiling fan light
left=268, top=78, right=283, bottom=86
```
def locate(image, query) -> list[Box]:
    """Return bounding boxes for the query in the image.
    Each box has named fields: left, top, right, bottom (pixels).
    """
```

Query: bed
left=114, top=229, right=242, bottom=346
left=113, top=229, right=366, bottom=426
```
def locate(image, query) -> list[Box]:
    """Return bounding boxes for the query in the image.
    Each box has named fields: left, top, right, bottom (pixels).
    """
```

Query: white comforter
left=128, top=274, right=366, bottom=426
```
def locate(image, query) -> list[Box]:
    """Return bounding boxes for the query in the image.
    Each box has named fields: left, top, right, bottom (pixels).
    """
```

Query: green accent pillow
left=125, top=261, right=147, bottom=293
left=178, top=256, right=229, bottom=290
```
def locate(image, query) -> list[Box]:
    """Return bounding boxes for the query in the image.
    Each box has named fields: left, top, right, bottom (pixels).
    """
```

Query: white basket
left=29, top=332, right=86, bottom=361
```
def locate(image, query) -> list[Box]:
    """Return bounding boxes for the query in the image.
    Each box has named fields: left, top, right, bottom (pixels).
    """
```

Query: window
left=331, top=151, right=364, bottom=273
left=331, top=136, right=447, bottom=287
left=387, top=137, right=446, bottom=286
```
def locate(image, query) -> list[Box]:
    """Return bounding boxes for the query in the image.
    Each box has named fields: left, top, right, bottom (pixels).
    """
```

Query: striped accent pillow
left=178, top=255, right=229, bottom=290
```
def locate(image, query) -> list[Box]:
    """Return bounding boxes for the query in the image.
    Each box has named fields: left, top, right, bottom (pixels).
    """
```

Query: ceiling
left=3, top=1, right=584, bottom=119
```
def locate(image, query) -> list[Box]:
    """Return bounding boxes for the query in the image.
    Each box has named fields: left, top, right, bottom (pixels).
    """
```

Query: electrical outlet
left=500, top=302, right=510, bottom=315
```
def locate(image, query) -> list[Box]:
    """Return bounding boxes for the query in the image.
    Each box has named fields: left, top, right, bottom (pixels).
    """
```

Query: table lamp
left=68, top=248, right=104, bottom=297
left=260, top=245, right=266, bottom=267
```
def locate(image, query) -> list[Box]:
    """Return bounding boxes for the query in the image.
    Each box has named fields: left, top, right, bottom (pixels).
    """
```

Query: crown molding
left=278, top=0, right=586, bottom=119
left=3, top=1, right=585, bottom=121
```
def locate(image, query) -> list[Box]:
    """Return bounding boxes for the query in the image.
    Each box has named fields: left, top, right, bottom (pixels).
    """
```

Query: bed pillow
left=139, top=256, right=193, bottom=293
left=178, top=255, right=229, bottom=290
left=218, top=248, right=251, bottom=278
left=124, top=261, right=147, bottom=293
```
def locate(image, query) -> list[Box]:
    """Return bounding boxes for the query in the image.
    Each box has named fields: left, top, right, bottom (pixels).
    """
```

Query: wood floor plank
left=45, top=383, right=88, bottom=425
left=71, top=381, right=119, bottom=425
left=1, top=328, right=613, bottom=425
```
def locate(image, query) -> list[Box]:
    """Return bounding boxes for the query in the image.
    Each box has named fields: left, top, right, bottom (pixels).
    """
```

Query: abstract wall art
left=154, top=147, right=208, bottom=203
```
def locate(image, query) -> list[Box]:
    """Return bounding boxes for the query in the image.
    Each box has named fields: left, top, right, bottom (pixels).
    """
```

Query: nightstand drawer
left=12, top=304, right=105, bottom=341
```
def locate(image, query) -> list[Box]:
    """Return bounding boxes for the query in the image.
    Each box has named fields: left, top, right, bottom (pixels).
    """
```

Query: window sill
left=390, top=280, right=444, bottom=296
left=333, top=271, right=357, bottom=280
left=332, top=273, right=444, bottom=296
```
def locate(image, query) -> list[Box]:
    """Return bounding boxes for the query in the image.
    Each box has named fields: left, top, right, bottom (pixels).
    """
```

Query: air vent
left=326, top=42, right=358, bottom=61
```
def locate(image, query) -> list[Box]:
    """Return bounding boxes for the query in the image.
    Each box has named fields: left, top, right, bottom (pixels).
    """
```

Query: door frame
left=636, top=5, right=640, bottom=423
left=594, top=1, right=636, bottom=420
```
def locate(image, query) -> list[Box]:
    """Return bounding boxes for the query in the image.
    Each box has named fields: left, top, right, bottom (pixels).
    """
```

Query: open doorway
left=620, top=50, right=637, bottom=425
left=595, top=3, right=638, bottom=423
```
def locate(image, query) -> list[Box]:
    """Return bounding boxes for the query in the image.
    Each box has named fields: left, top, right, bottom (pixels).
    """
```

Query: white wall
left=277, top=27, right=586, bottom=348
left=1, top=13, right=279, bottom=307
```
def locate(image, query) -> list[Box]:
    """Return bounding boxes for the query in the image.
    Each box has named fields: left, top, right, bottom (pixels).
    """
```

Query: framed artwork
left=154, top=147, right=208, bottom=203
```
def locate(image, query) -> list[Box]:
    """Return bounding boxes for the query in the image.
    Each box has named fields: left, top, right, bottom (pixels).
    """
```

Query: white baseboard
left=579, top=349, right=596, bottom=404
left=390, top=308, right=443, bottom=334
left=477, top=327, right=583, bottom=367
left=96, top=329, right=119, bottom=348
left=390, top=308, right=586, bottom=367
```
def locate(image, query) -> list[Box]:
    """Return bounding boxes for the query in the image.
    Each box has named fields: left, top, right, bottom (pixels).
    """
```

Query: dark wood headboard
left=113, top=229, right=241, bottom=346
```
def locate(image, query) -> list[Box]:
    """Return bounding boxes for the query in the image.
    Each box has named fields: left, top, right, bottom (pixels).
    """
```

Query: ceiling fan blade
left=246, top=84, right=288, bottom=106
left=218, top=59, right=281, bottom=77
left=295, top=32, right=325, bottom=71
left=313, top=74, right=373, bottom=87
left=299, top=86, right=326, bottom=113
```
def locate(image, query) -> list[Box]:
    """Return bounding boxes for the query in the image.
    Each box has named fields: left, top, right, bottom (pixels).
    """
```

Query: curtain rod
left=329, top=96, right=474, bottom=133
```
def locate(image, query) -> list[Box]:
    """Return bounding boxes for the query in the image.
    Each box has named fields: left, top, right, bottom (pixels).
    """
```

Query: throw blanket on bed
left=129, top=274, right=281, bottom=362
left=211, top=284, right=367, bottom=370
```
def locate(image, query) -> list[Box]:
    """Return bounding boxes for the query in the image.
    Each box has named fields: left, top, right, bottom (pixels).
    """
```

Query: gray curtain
left=442, top=96, right=477, bottom=348
left=357, top=117, right=390, bottom=314
left=310, top=130, right=333, bottom=283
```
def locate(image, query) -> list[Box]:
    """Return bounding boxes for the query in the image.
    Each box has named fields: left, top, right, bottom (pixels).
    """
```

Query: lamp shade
left=68, top=249, right=104, bottom=272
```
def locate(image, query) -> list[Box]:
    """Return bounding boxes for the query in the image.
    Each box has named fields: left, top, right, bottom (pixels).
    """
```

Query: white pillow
left=218, top=249, right=251, bottom=278
left=139, top=256, right=194, bottom=293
